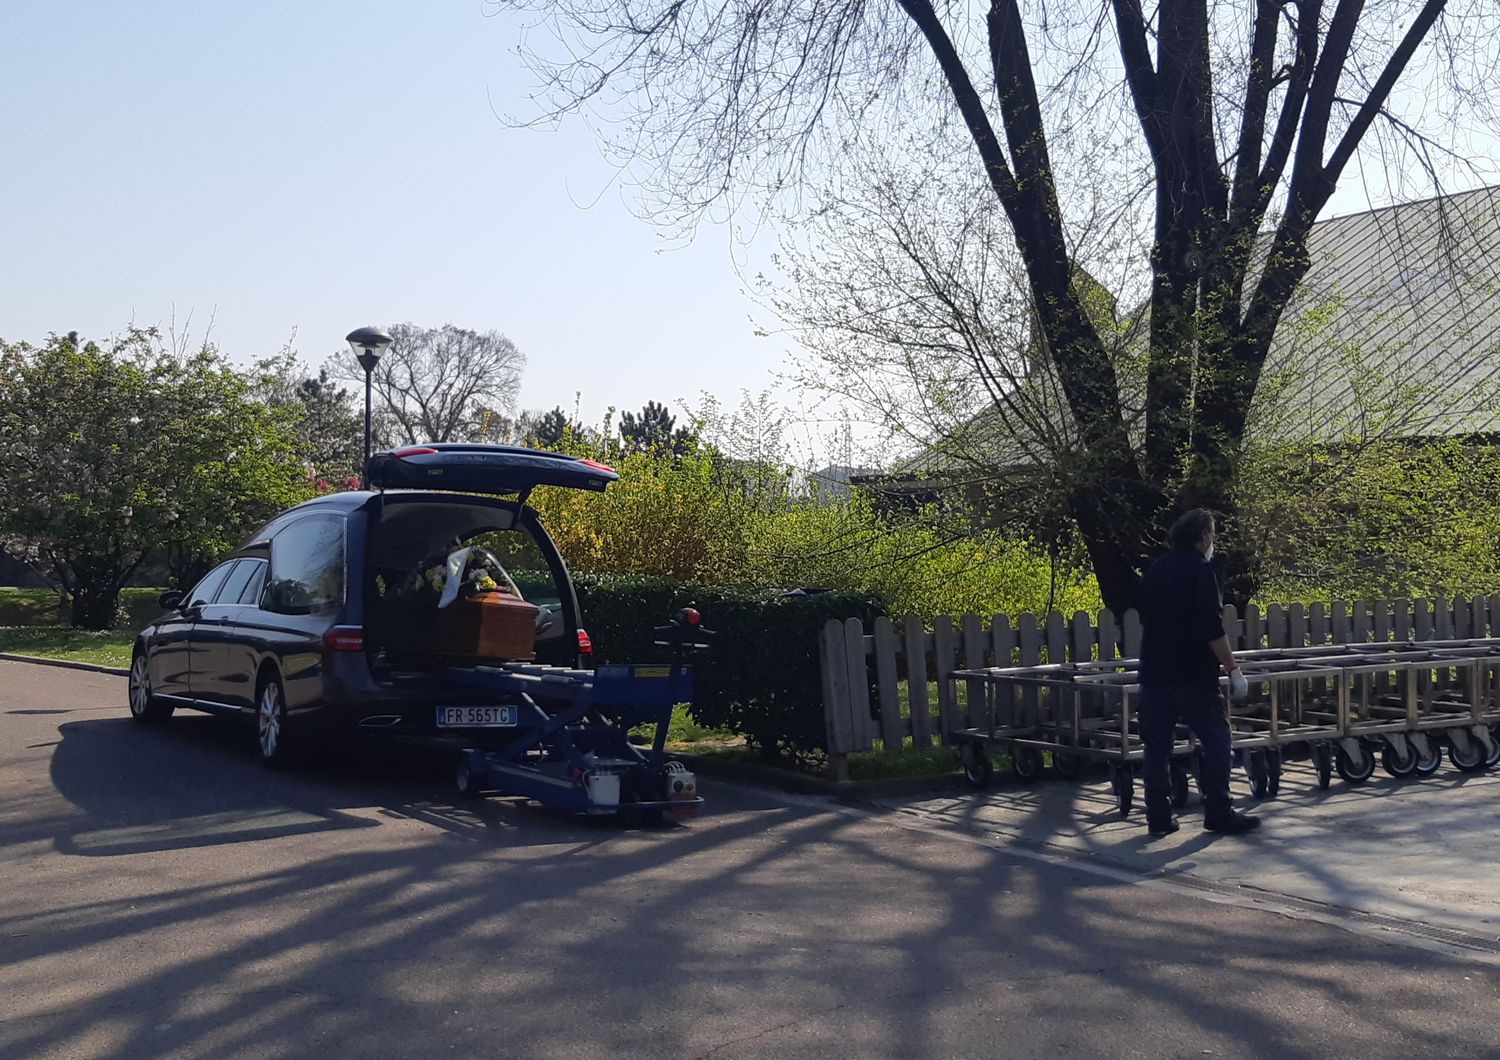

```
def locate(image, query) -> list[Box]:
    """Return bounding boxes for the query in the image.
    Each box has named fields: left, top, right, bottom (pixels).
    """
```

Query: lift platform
left=445, top=610, right=712, bottom=819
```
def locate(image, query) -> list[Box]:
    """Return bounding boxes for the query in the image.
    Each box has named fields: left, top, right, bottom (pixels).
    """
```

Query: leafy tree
left=0, top=330, right=311, bottom=628
left=332, top=322, right=526, bottom=446
left=504, top=0, right=1499, bottom=610
left=618, top=400, right=696, bottom=456
left=257, top=351, right=363, bottom=480
left=526, top=406, right=573, bottom=448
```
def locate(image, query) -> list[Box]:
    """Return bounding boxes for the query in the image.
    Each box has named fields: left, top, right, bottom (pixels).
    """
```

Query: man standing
left=1139, top=509, right=1260, bottom=837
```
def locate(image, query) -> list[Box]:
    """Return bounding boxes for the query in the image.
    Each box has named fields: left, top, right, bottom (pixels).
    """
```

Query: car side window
left=217, top=560, right=259, bottom=606
left=187, top=563, right=236, bottom=608
left=236, top=560, right=267, bottom=606
left=263, top=515, right=346, bottom=615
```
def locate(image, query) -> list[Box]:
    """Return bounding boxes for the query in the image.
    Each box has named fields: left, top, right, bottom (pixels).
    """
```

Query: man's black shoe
left=1203, top=813, right=1261, bottom=835
left=1147, top=817, right=1180, bottom=837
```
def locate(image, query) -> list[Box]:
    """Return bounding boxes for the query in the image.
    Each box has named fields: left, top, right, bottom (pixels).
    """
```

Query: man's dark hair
left=1168, top=508, right=1216, bottom=549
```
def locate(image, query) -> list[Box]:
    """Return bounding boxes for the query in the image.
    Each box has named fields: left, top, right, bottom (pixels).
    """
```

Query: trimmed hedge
left=573, top=573, right=885, bottom=760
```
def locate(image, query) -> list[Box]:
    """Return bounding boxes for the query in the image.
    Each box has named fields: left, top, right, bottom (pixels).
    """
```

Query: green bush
left=575, top=573, right=884, bottom=759
left=1242, top=439, right=1500, bottom=603
left=531, top=445, right=1100, bottom=619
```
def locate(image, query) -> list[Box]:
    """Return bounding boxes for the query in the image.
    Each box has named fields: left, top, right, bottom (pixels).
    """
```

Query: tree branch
left=1325, top=0, right=1447, bottom=180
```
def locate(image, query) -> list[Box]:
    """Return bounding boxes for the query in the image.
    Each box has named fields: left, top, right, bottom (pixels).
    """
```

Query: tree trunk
left=1069, top=491, right=1152, bottom=615
left=70, top=585, right=122, bottom=630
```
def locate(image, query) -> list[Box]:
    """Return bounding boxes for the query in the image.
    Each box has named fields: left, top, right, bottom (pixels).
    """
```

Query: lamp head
left=345, top=326, right=392, bottom=372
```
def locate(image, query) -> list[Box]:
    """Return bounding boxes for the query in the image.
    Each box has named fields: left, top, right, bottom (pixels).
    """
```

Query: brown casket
left=397, top=591, right=539, bottom=666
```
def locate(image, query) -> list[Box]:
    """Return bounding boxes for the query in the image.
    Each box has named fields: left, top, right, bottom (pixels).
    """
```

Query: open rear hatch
left=363, top=444, right=609, bottom=676
left=366, top=443, right=618, bottom=498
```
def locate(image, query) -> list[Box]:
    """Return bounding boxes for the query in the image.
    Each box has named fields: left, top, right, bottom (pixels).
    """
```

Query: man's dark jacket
left=1140, top=547, right=1224, bottom=692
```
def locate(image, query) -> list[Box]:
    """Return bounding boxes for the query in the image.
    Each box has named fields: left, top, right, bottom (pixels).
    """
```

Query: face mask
left=1204, top=543, right=1215, bottom=562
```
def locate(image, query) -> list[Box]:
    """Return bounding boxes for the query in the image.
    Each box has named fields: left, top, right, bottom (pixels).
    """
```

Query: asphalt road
left=3, top=659, right=1500, bottom=1060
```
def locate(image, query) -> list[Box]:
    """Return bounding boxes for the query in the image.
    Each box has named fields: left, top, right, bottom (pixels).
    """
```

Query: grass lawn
left=0, top=587, right=166, bottom=631
left=0, top=627, right=136, bottom=668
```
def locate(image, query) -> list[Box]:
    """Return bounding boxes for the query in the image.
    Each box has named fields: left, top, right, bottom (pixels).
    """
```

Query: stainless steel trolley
left=948, top=638, right=1500, bottom=816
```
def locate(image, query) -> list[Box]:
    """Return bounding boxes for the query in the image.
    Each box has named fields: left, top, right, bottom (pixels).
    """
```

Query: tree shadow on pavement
left=2, top=706, right=1498, bottom=1060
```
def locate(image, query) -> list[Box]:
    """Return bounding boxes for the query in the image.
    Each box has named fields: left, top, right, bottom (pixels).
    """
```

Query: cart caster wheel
left=1244, top=750, right=1270, bottom=799
left=1381, top=739, right=1416, bottom=778
left=1266, top=748, right=1282, bottom=799
left=1335, top=742, right=1376, bottom=785
left=1412, top=737, right=1442, bottom=776
left=1109, top=764, right=1133, bottom=818
left=1013, top=746, right=1044, bottom=783
left=455, top=753, right=485, bottom=799
left=1169, top=757, right=1192, bottom=808
left=1052, top=746, right=1083, bottom=780
left=963, top=746, right=994, bottom=789
left=1486, top=728, right=1500, bottom=769
left=1311, top=742, right=1333, bottom=790
left=1448, top=735, right=1487, bottom=773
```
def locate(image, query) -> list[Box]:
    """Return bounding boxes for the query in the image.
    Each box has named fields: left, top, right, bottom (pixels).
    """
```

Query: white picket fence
left=820, top=595, right=1500, bottom=775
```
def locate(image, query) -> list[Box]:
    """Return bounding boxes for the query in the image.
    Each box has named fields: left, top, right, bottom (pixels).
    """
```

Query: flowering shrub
left=310, top=474, right=363, bottom=496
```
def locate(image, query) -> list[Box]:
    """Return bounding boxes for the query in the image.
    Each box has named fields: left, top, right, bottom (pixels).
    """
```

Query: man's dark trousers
left=1141, top=683, right=1233, bottom=825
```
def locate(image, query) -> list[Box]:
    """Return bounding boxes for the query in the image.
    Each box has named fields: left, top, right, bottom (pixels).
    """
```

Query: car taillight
left=323, top=626, right=365, bottom=652
left=391, top=446, right=439, bottom=457
left=578, top=458, right=614, bottom=474
left=577, top=628, right=593, bottom=654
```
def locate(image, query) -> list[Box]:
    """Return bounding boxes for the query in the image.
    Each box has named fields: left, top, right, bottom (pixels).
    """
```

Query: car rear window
left=264, top=515, right=346, bottom=615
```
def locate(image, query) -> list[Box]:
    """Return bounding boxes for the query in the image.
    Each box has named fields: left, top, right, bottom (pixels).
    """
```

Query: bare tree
left=499, top=0, right=1500, bottom=610
left=334, top=323, right=526, bottom=446
left=774, top=157, right=1500, bottom=598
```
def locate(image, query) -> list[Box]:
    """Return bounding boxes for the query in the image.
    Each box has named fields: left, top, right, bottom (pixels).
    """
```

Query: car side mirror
left=158, top=590, right=184, bottom=612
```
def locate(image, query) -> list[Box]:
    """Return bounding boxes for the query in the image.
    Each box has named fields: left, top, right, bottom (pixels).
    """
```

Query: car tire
left=128, top=651, right=174, bottom=724
left=256, top=673, right=296, bottom=768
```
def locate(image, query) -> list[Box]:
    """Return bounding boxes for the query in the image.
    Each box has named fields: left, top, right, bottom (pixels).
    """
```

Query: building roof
left=1254, top=185, right=1500, bottom=442
left=903, top=184, right=1500, bottom=478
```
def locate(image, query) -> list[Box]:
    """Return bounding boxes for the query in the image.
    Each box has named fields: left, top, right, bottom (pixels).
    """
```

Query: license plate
left=435, top=705, right=517, bottom=728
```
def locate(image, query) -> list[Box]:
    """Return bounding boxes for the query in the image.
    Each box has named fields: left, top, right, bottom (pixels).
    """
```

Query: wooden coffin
left=397, top=591, right=539, bottom=666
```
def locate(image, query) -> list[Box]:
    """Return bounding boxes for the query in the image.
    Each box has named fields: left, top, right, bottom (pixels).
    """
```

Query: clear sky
left=3, top=2, right=1491, bottom=462
left=0, top=0, right=782, bottom=435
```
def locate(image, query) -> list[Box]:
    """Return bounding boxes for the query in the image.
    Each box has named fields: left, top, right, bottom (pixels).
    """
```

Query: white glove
left=1229, top=668, right=1249, bottom=703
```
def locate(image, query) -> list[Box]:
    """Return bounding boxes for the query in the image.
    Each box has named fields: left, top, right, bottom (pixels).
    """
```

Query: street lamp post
left=345, top=326, right=393, bottom=487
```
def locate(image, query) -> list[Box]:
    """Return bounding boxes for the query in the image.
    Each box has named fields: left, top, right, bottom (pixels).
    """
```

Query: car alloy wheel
left=128, top=653, right=171, bottom=724
left=129, top=655, right=150, bottom=718
left=257, top=679, right=287, bottom=765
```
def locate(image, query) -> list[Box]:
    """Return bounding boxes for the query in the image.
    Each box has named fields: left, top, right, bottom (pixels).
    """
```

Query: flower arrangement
left=400, top=546, right=521, bottom=609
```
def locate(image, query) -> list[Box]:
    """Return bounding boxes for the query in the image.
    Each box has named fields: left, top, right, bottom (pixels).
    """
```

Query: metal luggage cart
left=949, top=637, right=1500, bottom=817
